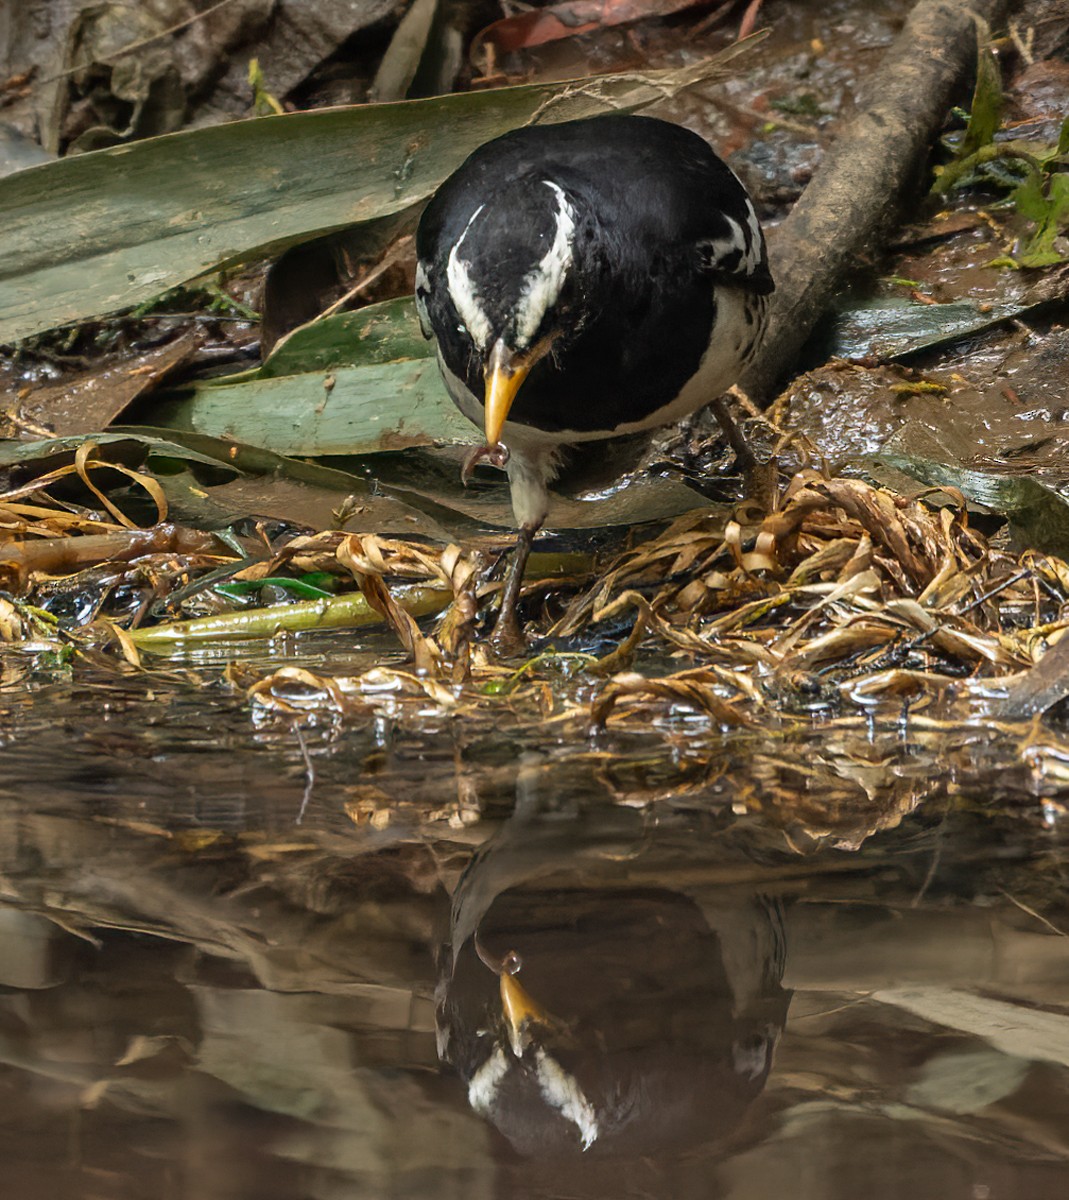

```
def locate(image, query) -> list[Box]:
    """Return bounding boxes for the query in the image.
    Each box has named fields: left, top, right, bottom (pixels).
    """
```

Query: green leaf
left=1009, top=246, right=1067, bottom=270
left=826, top=298, right=1026, bottom=360
left=1012, top=169, right=1050, bottom=223
left=154, top=356, right=470, bottom=456
left=154, top=296, right=464, bottom=457
left=130, top=587, right=453, bottom=648
left=960, top=25, right=1003, bottom=158
left=215, top=578, right=335, bottom=600
left=248, top=58, right=285, bottom=117
left=253, top=297, right=431, bottom=380
left=1058, top=114, right=1069, bottom=156
left=0, top=50, right=757, bottom=345
left=0, top=429, right=463, bottom=540
left=1012, top=171, right=1069, bottom=268
left=930, top=26, right=1013, bottom=198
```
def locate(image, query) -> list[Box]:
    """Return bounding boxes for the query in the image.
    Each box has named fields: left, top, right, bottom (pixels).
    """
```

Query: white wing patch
left=743, top=202, right=763, bottom=265
left=467, top=1046, right=510, bottom=1115
left=414, top=260, right=432, bottom=338
left=513, top=181, right=576, bottom=346
left=534, top=1048, right=599, bottom=1151
left=700, top=201, right=763, bottom=277
left=447, top=204, right=493, bottom=351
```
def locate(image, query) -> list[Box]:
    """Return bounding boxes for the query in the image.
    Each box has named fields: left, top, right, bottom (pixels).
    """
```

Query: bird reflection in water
left=436, top=805, right=791, bottom=1161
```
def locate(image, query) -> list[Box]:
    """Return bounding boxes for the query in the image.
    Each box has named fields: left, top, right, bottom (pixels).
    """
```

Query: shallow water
left=1, top=649, right=1068, bottom=1200
left=3, top=0, right=1069, bottom=1192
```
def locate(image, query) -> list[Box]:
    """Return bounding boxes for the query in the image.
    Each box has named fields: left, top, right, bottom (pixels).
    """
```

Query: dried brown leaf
left=592, top=668, right=751, bottom=729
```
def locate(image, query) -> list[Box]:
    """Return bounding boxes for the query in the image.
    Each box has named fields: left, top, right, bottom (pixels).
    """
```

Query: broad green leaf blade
left=0, top=428, right=466, bottom=539
left=153, top=357, right=471, bottom=454
left=960, top=24, right=1002, bottom=158
left=253, top=296, right=431, bottom=380
left=0, top=430, right=242, bottom=472
left=157, top=296, right=459, bottom=457
left=0, top=50, right=756, bottom=344
left=827, top=298, right=1025, bottom=360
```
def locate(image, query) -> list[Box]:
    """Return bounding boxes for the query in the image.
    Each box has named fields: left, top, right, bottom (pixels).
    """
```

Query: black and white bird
left=436, top=806, right=791, bottom=1160
left=415, top=114, right=773, bottom=646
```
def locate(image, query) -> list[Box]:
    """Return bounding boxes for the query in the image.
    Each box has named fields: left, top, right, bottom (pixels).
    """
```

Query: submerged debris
left=4, top=442, right=1062, bottom=740
left=244, top=463, right=1069, bottom=733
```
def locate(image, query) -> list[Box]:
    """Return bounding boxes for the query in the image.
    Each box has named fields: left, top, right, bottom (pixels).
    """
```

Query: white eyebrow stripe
left=447, top=204, right=493, bottom=351
left=513, top=181, right=576, bottom=345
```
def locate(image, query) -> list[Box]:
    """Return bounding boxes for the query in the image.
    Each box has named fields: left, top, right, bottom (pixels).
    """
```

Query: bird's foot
left=489, top=605, right=528, bottom=657
left=710, top=396, right=757, bottom=475
left=461, top=441, right=510, bottom=485
left=487, top=521, right=538, bottom=657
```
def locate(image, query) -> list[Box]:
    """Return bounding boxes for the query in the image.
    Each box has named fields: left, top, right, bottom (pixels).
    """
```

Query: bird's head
left=418, top=177, right=596, bottom=446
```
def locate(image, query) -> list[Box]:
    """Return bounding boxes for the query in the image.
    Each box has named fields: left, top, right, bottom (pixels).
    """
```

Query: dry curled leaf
left=591, top=668, right=751, bottom=729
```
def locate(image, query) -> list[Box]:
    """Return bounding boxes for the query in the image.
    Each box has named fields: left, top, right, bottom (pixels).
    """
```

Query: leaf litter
left=5, top=429, right=1069, bottom=762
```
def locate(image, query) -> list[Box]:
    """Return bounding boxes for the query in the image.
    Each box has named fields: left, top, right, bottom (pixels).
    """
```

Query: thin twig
left=911, top=819, right=946, bottom=908
left=294, top=722, right=315, bottom=825
left=791, top=993, right=875, bottom=1021
left=317, top=235, right=414, bottom=322
left=737, top=0, right=765, bottom=40
left=687, top=1, right=737, bottom=40
left=999, top=889, right=1069, bottom=937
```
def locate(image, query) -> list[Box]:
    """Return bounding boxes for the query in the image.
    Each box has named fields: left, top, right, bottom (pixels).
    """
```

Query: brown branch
left=741, top=0, right=1012, bottom=405
left=0, top=523, right=222, bottom=588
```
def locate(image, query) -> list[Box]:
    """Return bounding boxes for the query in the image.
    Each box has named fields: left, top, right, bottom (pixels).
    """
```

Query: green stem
left=131, top=585, right=451, bottom=649
left=932, top=143, right=1044, bottom=195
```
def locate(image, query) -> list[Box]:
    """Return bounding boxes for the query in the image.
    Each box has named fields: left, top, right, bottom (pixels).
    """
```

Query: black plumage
left=436, top=808, right=792, bottom=1159
left=415, top=114, right=773, bottom=646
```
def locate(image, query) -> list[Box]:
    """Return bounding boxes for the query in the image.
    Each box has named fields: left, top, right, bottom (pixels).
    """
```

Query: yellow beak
left=500, top=969, right=552, bottom=1057
left=484, top=340, right=532, bottom=446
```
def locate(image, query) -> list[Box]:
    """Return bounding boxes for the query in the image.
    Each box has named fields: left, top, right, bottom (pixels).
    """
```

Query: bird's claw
left=461, top=441, right=510, bottom=486
left=489, top=612, right=528, bottom=657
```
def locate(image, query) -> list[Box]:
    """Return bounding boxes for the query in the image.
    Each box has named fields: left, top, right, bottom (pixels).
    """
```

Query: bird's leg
left=710, top=394, right=756, bottom=474
left=490, top=521, right=538, bottom=654
left=487, top=442, right=554, bottom=654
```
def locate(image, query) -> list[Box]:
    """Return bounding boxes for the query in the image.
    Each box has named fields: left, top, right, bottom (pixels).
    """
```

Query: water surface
left=1, top=650, right=1068, bottom=1199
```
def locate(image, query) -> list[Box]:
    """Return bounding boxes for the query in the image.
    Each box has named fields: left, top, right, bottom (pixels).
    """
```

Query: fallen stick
left=992, top=634, right=1069, bottom=720
left=741, top=0, right=1010, bottom=404
left=0, top=523, right=221, bottom=585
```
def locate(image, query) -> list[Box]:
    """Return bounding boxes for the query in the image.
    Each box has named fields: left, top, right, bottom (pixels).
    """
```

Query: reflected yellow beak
left=500, top=969, right=551, bottom=1056
left=484, top=344, right=531, bottom=447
